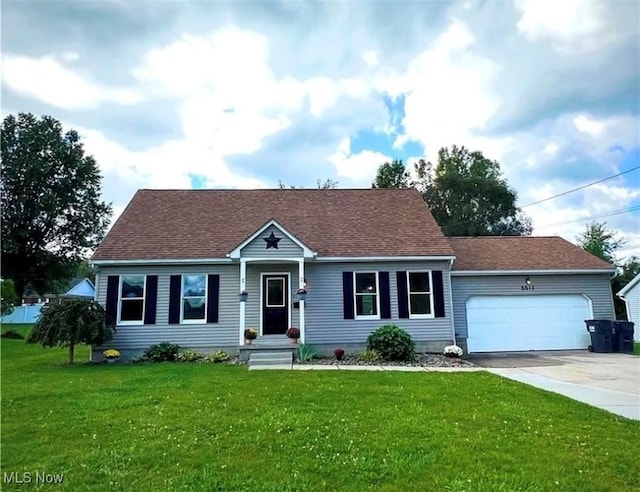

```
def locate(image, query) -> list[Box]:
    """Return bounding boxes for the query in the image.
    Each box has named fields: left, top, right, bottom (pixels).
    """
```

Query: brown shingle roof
left=448, top=236, right=615, bottom=271
left=93, top=189, right=454, bottom=260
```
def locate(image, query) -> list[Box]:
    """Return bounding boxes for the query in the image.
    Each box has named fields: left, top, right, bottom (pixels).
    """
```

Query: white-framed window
left=266, top=277, right=285, bottom=307
left=119, top=275, right=146, bottom=325
left=354, top=272, right=380, bottom=319
left=181, top=274, right=207, bottom=324
left=407, top=271, right=434, bottom=318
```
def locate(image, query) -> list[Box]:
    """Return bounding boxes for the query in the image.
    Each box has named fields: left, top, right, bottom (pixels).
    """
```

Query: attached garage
left=448, top=237, right=617, bottom=354
left=466, top=294, right=592, bottom=352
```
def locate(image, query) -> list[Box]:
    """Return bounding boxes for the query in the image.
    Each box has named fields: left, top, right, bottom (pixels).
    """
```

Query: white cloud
left=515, top=0, right=607, bottom=53
left=329, top=137, right=391, bottom=184
left=374, top=20, right=501, bottom=160
left=573, top=114, right=605, bottom=137
left=362, top=50, right=379, bottom=68
left=77, top=125, right=266, bottom=190
left=1, top=54, right=140, bottom=109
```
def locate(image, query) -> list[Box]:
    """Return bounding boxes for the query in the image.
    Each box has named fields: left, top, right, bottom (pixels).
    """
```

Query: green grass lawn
left=634, top=342, right=640, bottom=355
left=2, top=324, right=639, bottom=491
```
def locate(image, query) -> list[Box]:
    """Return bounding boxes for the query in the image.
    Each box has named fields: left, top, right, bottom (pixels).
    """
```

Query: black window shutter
left=168, top=275, right=181, bottom=324
left=342, top=272, right=354, bottom=320
left=207, top=274, right=219, bottom=323
left=105, top=275, right=119, bottom=324
left=144, top=275, right=158, bottom=325
left=396, top=271, right=409, bottom=318
left=433, top=270, right=446, bottom=318
left=379, top=272, right=391, bottom=319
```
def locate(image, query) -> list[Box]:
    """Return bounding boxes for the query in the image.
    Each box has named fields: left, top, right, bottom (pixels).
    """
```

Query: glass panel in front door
left=266, top=278, right=285, bottom=307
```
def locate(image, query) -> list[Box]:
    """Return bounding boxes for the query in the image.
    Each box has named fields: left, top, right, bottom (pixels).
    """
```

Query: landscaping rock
left=297, top=353, right=474, bottom=368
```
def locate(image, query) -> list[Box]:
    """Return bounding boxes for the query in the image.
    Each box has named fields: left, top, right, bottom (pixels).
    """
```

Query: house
left=62, top=278, right=96, bottom=300
left=90, top=188, right=615, bottom=359
left=617, top=273, right=640, bottom=341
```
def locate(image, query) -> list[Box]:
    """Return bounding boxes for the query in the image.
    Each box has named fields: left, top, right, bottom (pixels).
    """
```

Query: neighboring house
left=617, top=273, right=640, bottom=341
left=90, top=189, right=616, bottom=359
left=1, top=278, right=95, bottom=325
left=62, top=278, right=96, bottom=299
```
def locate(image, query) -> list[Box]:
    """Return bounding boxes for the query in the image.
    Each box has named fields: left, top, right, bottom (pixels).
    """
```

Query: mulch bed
left=297, top=354, right=474, bottom=367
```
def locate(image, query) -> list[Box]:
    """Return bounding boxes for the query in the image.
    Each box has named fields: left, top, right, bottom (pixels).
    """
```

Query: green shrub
left=366, top=325, right=415, bottom=361
left=203, top=351, right=230, bottom=363
left=296, top=343, right=318, bottom=362
left=142, top=342, right=180, bottom=362
left=1, top=329, right=25, bottom=340
left=176, top=350, right=203, bottom=362
left=356, top=349, right=382, bottom=364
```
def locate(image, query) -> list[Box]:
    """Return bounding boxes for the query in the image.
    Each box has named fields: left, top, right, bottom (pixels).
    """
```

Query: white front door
left=466, top=294, right=592, bottom=353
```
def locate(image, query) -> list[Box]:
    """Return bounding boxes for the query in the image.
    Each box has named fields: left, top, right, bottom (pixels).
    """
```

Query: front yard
left=2, top=325, right=639, bottom=491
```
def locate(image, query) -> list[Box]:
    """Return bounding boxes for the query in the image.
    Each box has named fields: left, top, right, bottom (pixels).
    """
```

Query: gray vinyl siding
left=451, top=274, right=616, bottom=339
left=241, top=225, right=303, bottom=258
left=304, top=261, right=454, bottom=345
left=245, top=263, right=300, bottom=333
left=96, top=264, right=240, bottom=349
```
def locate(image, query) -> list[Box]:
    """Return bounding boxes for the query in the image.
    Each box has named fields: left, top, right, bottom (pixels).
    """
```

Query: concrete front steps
left=248, top=350, right=294, bottom=370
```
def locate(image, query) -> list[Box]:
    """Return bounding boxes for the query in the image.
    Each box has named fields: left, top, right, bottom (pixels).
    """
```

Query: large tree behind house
left=415, top=146, right=532, bottom=237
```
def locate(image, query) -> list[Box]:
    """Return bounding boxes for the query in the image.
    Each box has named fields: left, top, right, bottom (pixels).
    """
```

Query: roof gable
left=448, top=236, right=615, bottom=272
left=63, top=278, right=96, bottom=298
left=229, top=220, right=315, bottom=259
left=92, top=189, right=454, bottom=261
left=618, top=273, right=640, bottom=297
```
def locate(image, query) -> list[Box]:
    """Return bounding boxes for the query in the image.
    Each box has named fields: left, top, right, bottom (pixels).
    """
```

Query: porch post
left=239, top=259, right=247, bottom=345
left=298, top=259, right=305, bottom=344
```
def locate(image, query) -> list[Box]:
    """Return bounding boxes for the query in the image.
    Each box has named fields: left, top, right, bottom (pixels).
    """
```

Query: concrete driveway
left=470, top=351, right=640, bottom=420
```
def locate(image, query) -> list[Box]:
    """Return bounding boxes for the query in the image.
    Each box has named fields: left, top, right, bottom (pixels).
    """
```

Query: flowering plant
left=103, top=349, right=120, bottom=359
left=286, top=327, right=300, bottom=340
left=443, top=345, right=463, bottom=358
left=244, top=328, right=258, bottom=340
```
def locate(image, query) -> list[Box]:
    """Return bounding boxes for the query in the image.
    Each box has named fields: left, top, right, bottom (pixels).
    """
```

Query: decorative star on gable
left=264, top=232, right=281, bottom=249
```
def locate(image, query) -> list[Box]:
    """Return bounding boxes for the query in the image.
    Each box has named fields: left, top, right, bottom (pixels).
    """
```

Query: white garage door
left=466, top=295, right=592, bottom=353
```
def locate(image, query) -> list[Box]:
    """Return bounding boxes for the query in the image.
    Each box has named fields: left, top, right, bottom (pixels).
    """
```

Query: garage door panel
left=466, top=294, right=591, bottom=353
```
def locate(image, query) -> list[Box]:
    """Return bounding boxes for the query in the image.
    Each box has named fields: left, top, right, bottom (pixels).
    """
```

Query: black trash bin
left=584, top=320, right=615, bottom=353
left=613, top=321, right=635, bottom=353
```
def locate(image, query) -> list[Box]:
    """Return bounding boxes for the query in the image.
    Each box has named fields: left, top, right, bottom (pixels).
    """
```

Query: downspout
left=448, top=258, right=457, bottom=347
left=616, top=291, right=631, bottom=322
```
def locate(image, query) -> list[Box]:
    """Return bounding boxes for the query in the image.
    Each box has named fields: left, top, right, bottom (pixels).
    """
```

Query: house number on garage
left=521, top=284, right=535, bottom=291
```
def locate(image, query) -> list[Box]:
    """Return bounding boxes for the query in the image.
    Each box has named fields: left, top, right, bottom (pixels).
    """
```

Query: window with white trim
left=354, top=272, right=379, bottom=319
left=182, top=274, right=207, bottom=323
left=119, top=275, right=146, bottom=324
left=407, top=271, right=434, bottom=318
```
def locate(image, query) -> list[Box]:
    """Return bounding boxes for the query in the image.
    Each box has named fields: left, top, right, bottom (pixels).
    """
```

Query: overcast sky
left=2, top=0, right=639, bottom=257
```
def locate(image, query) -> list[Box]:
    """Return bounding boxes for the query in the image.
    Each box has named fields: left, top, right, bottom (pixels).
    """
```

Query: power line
left=521, top=165, right=640, bottom=208
left=535, top=205, right=640, bottom=229
left=439, top=165, right=640, bottom=230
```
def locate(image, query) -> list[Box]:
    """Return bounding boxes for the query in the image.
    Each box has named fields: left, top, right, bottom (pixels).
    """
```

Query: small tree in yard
left=28, top=299, right=114, bottom=364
